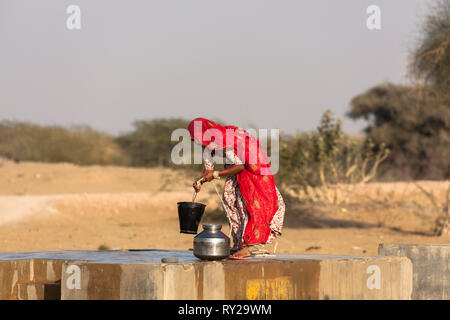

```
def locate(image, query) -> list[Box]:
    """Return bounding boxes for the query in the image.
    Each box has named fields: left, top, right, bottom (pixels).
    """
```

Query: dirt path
left=0, top=195, right=57, bottom=225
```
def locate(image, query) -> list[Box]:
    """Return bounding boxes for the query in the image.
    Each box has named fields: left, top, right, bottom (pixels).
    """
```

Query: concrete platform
left=0, top=250, right=129, bottom=300
left=379, top=244, right=449, bottom=300
left=0, top=250, right=412, bottom=300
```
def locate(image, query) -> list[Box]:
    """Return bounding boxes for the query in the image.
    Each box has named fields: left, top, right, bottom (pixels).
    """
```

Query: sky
left=0, top=0, right=434, bottom=135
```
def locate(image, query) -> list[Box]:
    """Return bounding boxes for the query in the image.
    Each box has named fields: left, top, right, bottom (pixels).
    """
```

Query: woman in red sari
left=188, top=118, right=285, bottom=259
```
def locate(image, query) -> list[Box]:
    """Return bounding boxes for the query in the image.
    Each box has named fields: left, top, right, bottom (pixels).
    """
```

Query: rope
left=212, top=179, right=227, bottom=210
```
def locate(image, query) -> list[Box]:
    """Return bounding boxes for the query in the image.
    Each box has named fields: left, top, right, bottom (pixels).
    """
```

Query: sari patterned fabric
left=188, top=118, right=285, bottom=248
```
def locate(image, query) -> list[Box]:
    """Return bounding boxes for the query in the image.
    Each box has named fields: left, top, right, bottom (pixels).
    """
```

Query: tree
left=411, top=0, right=450, bottom=92
left=0, top=121, right=128, bottom=165
left=348, top=1, right=450, bottom=180
left=348, top=83, right=449, bottom=180
left=116, top=118, right=190, bottom=167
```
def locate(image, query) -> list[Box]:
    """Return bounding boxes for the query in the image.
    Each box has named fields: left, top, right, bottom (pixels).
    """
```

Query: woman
left=188, top=117, right=285, bottom=259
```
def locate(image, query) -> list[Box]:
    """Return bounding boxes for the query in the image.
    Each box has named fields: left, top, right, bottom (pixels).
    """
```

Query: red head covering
left=188, top=117, right=272, bottom=175
left=188, top=117, right=278, bottom=246
left=188, top=117, right=234, bottom=150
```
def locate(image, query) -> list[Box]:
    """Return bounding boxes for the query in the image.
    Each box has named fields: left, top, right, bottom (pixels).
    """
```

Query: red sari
left=188, top=118, right=279, bottom=246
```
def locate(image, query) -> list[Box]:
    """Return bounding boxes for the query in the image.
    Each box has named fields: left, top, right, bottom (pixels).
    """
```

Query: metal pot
left=193, top=224, right=230, bottom=260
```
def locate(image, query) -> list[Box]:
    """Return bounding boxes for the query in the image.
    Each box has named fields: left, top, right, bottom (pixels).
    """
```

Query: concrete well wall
left=58, top=252, right=412, bottom=300
left=0, top=250, right=414, bottom=300
left=379, top=244, right=449, bottom=300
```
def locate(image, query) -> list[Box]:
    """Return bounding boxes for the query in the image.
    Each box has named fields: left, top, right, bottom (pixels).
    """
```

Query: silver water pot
left=193, top=224, right=230, bottom=260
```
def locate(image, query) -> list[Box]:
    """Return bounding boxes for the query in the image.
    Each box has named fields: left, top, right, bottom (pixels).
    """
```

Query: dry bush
left=279, top=110, right=388, bottom=204
left=414, top=181, right=450, bottom=236
left=0, top=121, right=129, bottom=165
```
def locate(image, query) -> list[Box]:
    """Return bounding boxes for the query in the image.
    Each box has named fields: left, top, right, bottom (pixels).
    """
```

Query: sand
left=0, top=159, right=448, bottom=255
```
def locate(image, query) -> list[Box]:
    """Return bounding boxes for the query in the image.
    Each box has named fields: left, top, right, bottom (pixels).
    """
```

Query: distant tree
left=348, top=83, right=450, bottom=180
left=348, top=1, right=450, bottom=180
left=411, top=0, right=450, bottom=92
left=116, top=118, right=190, bottom=167
left=0, top=121, right=128, bottom=165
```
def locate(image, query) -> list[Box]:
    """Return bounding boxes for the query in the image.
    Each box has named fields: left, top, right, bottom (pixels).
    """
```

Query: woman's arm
left=203, top=149, right=215, bottom=171
left=202, top=164, right=245, bottom=182
left=193, top=148, right=215, bottom=192
left=203, top=149, right=245, bottom=181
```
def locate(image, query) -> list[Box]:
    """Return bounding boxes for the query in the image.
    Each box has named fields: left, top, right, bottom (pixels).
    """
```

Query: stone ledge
left=379, top=244, right=449, bottom=300
left=0, top=250, right=413, bottom=300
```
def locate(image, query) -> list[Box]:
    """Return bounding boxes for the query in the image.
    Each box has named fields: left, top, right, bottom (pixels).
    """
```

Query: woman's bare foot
left=230, top=248, right=250, bottom=258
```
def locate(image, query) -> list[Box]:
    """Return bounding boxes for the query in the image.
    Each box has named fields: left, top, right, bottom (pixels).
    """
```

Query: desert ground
left=0, top=158, right=448, bottom=255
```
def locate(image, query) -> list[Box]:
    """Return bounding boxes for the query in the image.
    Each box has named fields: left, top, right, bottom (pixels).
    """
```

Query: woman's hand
left=193, top=170, right=215, bottom=192
left=193, top=170, right=211, bottom=192
left=201, top=170, right=214, bottom=182
left=193, top=181, right=202, bottom=192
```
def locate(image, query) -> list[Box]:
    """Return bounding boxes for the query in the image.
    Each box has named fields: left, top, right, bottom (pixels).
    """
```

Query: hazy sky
left=0, top=0, right=433, bottom=135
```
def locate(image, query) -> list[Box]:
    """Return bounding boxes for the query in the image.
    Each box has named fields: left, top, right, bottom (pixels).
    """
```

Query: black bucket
left=177, top=202, right=206, bottom=234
